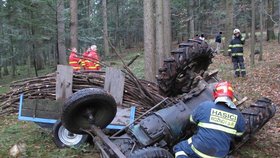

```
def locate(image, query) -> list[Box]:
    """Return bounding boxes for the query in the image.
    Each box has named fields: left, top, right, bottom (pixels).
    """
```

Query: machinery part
left=157, top=40, right=214, bottom=97
left=128, top=147, right=174, bottom=158
left=230, top=97, right=276, bottom=152
left=60, top=79, right=276, bottom=157
left=113, top=83, right=276, bottom=157
left=112, top=98, right=169, bottom=137
left=127, top=81, right=213, bottom=148
left=88, top=125, right=126, bottom=158
left=62, top=88, right=117, bottom=134
left=242, top=98, right=276, bottom=134
left=52, top=120, right=89, bottom=148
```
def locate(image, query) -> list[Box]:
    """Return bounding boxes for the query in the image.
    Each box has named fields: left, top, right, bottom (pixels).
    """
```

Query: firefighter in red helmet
left=173, top=81, right=245, bottom=158
left=69, top=47, right=82, bottom=71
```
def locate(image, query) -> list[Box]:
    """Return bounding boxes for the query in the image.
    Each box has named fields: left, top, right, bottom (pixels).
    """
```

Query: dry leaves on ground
left=210, top=41, right=280, bottom=156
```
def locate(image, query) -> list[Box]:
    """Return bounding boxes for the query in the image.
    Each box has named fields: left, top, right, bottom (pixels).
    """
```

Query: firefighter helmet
left=213, top=81, right=234, bottom=100
left=233, top=29, right=241, bottom=34
left=213, top=81, right=236, bottom=109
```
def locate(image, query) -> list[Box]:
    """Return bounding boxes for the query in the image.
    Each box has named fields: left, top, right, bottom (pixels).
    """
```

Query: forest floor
left=0, top=41, right=279, bottom=157
left=209, top=40, right=280, bottom=157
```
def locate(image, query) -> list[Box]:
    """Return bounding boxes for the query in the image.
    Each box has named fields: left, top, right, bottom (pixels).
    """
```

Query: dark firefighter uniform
left=173, top=101, right=245, bottom=158
left=228, top=36, right=246, bottom=77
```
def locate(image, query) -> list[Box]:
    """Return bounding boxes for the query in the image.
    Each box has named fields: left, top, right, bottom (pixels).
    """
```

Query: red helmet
left=213, top=81, right=234, bottom=100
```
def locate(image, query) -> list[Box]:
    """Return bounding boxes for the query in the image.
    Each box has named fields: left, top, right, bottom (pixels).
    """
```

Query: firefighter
left=82, top=45, right=101, bottom=70
left=68, top=47, right=82, bottom=71
left=173, top=81, right=245, bottom=158
left=228, top=29, right=246, bottom=77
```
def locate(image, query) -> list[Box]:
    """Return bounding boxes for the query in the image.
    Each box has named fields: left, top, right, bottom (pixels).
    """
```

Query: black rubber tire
left=128, top=147, right=174, bottom=158
left=157, top=40, right=214, bottom=96
left=62, top=88, right=117, bottom=134
left=52, top=120, right=89, bottom=148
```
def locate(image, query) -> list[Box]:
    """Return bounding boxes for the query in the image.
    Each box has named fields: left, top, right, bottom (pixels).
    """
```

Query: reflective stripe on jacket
left=189, top=101, right=245, bottom=157
left=69, top=52, right=81, bottom=71
left=228, top=36, right=245, bottom=56
left=83, top=51, right=101, bottom=70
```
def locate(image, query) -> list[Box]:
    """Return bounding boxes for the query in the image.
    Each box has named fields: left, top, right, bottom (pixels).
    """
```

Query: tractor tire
left=157, top=40, right=214, bottom=96
left=62, top=88, right=117, bottom=134
left=229, top=97, right=276, bottom=153
left=52, top=120, right=89, bottom=148
left=128, top=147, right=174, bottom=158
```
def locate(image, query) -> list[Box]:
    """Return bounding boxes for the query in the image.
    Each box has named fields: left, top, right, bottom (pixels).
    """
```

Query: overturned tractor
left=61, top=40, right=276, bottom=157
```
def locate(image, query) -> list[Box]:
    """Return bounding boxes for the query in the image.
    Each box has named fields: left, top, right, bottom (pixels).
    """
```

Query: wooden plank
left=237, top=97, right=248, bottom=106
left=56, top=65, right=73, bottom=100
left=104, top=67, right=125, bottom=105
left=21, top=109, right=61, bottom=119
left=23, top=99, right=63, bottom=112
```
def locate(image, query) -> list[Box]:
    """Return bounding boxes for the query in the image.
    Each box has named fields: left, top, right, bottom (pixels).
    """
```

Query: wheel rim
left=58, top=125, right=84, bottom=146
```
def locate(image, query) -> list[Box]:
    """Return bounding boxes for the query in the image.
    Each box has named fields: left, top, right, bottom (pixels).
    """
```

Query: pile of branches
left=0, top=71, right=169, bottom=117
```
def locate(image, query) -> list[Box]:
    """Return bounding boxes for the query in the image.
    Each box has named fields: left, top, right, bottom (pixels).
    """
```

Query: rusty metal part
left=89, top=125, right=126, bottom=158
left=82, top=129, right=110, bottom=158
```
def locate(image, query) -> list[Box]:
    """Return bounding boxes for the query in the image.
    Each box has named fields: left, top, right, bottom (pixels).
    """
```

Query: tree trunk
left=53, top=44, right=57, bottom=65
left=189, top=0, right=195, bottom=39
left=0, top=55, right=1, bottom=79
left=266, top=0, right=276, bottom=41
left=30, top=23, right=38, bottom=76
left=36, top=49, right=44, bottom=70
left=70, top=0, right=78, bottom=49
left=225, top=0, right=233, bottom=56
left=143, top=0, right=156, bottom=82
left=156, top=0, right=164, bottom=72
left=57, top=0, right=67, bottom=65
left=251, top=0, right=256, bottom=66
left=114, top=1, right=120, bottom=48
left=10, top=46, right=16, bottom=77
left=102, top=0, right=109, bottom=57
left=186, top=2, right=190, bottom=40
left=278, top=0, right=280, bottom=43
left=0, top=25, right=2, bottom=78
left=163, top=0, right=171, bottom=56
left=3, top=60, right=9, bottom=76
left=26, top=45, right=31, bottom=76
left=259, top=0, right=264, bottom=61
left=8, top=12, right=16, bottom=76
left=88, top=0, right=93, bottom=18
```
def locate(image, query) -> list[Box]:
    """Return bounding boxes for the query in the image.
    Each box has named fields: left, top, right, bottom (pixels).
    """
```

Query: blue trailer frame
left=18, top=94, right=136, bottom=130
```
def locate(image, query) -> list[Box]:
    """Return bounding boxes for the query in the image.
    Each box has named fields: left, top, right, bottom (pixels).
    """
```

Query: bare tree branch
left=263, top=8, right=278, bottom=24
